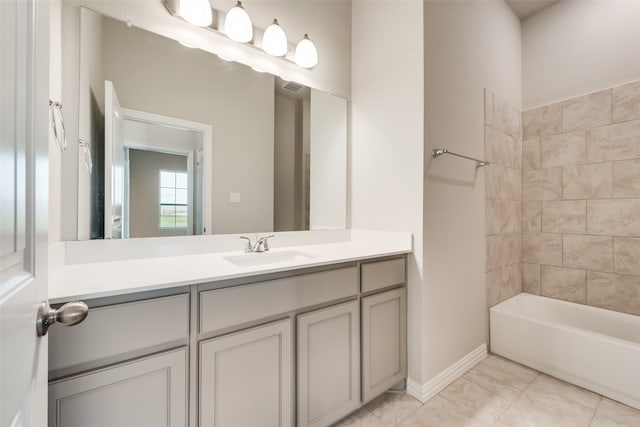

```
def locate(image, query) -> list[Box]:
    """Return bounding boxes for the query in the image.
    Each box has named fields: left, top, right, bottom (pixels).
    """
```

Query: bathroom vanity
left=48, top=3, right=405, bottom=424
left=46, top=234, right=409, bottom=427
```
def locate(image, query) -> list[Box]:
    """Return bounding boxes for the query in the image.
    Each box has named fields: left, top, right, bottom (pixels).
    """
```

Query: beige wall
left=351, top=0, right=521, bottom=389
left=422, top=1, right=521, bottom=382
left=129, top=150, right=188, bottom=238
left=522, top=0, right=640, bottom=109
left=351, top=0, right=425, bottom=383
left=521, top=80, right=640, bottom=316
left=274, top=94, right=298, bottom=231
left=484, top=91, right=522, bottom=308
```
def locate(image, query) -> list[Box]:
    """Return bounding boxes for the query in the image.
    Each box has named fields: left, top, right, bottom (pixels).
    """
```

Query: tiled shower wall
left=484, top=91, right=523, bottom=307
left=521, top=80, right=640, bottom=316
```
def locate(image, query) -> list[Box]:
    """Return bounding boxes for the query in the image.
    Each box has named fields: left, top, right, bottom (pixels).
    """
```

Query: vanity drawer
left=361, top=258, right=406, bottom=293
left=49, top=294, right=189, bottom=375
left=199, top=266, right=358, bottom=336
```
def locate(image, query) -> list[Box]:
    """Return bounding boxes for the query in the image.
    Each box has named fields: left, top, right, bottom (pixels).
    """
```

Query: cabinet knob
left=36, top=301, right=89, bottom=337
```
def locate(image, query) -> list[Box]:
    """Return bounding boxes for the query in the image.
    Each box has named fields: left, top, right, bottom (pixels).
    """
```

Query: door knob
left=36, top=301, right=89, bottom=337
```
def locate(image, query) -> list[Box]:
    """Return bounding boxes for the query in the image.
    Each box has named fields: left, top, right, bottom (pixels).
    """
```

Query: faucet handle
left=258, top=235, right=275, bottom=251
left=240, top=236, right=253, bottom=253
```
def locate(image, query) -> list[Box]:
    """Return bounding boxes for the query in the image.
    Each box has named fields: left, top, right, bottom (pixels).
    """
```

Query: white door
left=104, top=81, right=124, bottom=239
left=0, top=0, right=50, bottom=425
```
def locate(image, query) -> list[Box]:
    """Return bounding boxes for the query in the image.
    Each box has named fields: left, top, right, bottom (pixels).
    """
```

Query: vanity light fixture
left=294, top=34, right=318, bottom=68
left=224, top=1, right=253, bottom=43
left=179, top=0, right=212, bottom=27
left=262, top=19, right=288, bottom=57
left=165, top=0, right=319, bottom=70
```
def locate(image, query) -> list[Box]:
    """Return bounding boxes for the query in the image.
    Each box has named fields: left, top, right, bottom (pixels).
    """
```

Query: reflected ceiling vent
left=282, top=81, right=304, bottom=93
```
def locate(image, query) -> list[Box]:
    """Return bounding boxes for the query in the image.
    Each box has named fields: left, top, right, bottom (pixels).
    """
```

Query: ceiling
left=505, top=0, right=561, bottom=20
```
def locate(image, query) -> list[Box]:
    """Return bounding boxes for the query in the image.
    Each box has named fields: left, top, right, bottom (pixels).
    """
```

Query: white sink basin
left=224, top=250, right=315, bottom=268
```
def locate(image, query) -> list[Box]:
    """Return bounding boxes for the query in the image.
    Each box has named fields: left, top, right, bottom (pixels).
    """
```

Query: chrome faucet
left=240, top=235, right=275, bottom=253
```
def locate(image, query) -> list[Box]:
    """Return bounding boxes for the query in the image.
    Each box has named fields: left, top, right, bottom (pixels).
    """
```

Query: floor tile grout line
left=463, top=372, right=533, bottom=397
left=366, top=397, right=421, bottom=427
left=374, top=358, right=639, bottom=427
left=461, top=360, right=539, bottom=397
left=365, top=393, right=426, bottom=427
left=448, top=374, right=500, bottom=399
left=436, top=386, right=486, bottom=424
left=436, top=387, right=499, bottom=427
left=489, top=372, right=540, bottom=426
left=388, top=406, right=418, bottom=427
left=432, top=357, right=542, bottom=427
left=588, top=396, right=604, bottom=426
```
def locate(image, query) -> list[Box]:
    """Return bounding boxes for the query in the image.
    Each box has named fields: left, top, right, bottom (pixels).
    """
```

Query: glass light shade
left=295, top=34, right=318, bottom=68
left=180, top=0, right=212, bottom=27
left=262, top=19, right=287, bottom=57
left=225, top=1, right=253, bottom=43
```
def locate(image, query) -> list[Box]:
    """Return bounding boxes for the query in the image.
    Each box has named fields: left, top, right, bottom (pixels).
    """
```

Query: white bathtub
left=490, top=293, right=640, bottom=410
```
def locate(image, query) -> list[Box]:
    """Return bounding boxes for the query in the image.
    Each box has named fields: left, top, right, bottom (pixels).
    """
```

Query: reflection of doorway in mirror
left=110, top=106, right=212, bottom=239
left=97, top=81, right=212, bottom=239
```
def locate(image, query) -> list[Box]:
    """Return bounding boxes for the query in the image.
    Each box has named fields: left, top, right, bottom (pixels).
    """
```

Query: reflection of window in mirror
left=159, top=170, right=188, bottom=229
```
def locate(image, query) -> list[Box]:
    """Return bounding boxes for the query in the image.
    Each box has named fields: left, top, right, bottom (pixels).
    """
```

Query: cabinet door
left=199, top=319, right=293, bottom=427
left=297, top=301, right=360, bottom=427
left=362, top=288, right=407, bottom=403
left=48, top=348, right=187, bottom=427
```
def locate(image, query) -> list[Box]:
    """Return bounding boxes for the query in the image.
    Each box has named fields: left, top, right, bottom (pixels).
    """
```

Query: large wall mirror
left=74, top=6, right=347, bottom=240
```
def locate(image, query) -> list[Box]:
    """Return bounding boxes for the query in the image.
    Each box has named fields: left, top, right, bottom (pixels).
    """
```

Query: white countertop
left=49, top=230, right=412, bottom=303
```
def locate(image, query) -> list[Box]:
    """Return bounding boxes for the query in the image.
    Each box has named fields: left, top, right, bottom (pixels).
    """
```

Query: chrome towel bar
left=431, top=148, right=489, bottom=167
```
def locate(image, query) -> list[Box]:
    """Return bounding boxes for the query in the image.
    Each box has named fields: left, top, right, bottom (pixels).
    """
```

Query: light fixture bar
left=163, top=0, right=312, bottom=69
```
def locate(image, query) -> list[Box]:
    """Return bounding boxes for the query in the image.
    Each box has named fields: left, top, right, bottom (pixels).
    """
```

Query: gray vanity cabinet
left=199, top=318, right=293, bottom=427
left=196, top=266, right=357, bottom=427
left=47, top=256, right=408, bottom=426
left=361, top=287, right=407, bottom=403
left=296, top=301, right=360, bottom=427
left=48, top=348, right=187, bottom=427
left=47, top=293, right=190, bottom=427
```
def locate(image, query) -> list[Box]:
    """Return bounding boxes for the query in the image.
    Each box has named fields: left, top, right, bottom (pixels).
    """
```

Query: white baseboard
left=407, top=343, right=488, bottom=403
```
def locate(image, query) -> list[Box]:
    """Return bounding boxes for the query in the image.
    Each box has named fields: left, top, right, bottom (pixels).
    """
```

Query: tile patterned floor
left=334, top=355, right=640, bottom=427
